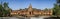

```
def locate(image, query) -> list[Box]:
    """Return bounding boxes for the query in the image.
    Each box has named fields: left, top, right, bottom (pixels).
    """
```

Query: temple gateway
left=10, top=4, right=53, bottom=17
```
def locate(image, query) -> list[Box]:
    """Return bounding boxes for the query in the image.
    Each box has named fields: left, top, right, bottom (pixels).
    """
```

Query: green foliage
left=0, top=4, right=2, bottom=10
left=3, top=2, right=8, bottom=8
left=44, top=8, right=48, bottom=11
left=53, top=0, right=60, bottom=16
left=57, top=10, right=60, bottom=15
left=0, top=4, right=3, bottom=17
left=57, top=0, right=60, bottom=3
left=0, top=2, right=11, bottom=17
left=53, top=4, right=60, bottom=16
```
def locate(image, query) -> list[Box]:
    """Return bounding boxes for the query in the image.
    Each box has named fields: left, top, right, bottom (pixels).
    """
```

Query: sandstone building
left=10, top=4, right=53, bottom=17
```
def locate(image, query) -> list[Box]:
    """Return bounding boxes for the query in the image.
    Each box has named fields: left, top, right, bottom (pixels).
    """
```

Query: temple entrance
left=29, top=11, right=33, bottom=15
left=29, top=12, right=31, bottom=15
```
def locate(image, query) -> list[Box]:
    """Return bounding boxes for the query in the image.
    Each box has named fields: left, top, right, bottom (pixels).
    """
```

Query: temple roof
left=28, top=3, right=32, bottom=9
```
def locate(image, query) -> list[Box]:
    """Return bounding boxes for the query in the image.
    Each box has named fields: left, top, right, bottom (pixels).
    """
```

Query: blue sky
left=0, top=0, right=56, bottom=10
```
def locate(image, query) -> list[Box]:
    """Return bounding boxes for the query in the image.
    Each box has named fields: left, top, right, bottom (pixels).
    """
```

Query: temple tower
left=27, top=3, right=33, bottom=17
left=28, top=3, right=32, bottom=12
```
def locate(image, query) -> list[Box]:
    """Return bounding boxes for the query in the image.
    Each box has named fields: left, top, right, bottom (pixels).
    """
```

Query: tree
left=53, top=0, right=60, bottom=16
left=44, top=8, right=48, bottom=11
left=53, top=4, right=60, bottom=16
left=57, top=0, right=60, bottom=3
left=3, top=2, right=11, bottom=17
left=0, top=4, right=3, bottom=17
left=0, top=2, right=12, bottom=17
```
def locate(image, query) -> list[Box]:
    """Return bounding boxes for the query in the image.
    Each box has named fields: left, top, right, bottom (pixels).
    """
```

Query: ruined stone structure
left=10, top=4, right=53, bottom=17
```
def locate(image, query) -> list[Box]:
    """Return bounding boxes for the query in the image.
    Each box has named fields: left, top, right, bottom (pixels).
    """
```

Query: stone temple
left=10, top=4, right=53, bottom=17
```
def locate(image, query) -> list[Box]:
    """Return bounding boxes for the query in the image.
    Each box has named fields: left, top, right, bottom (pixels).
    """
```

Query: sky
left=0, top=0, right=56, bottom=10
